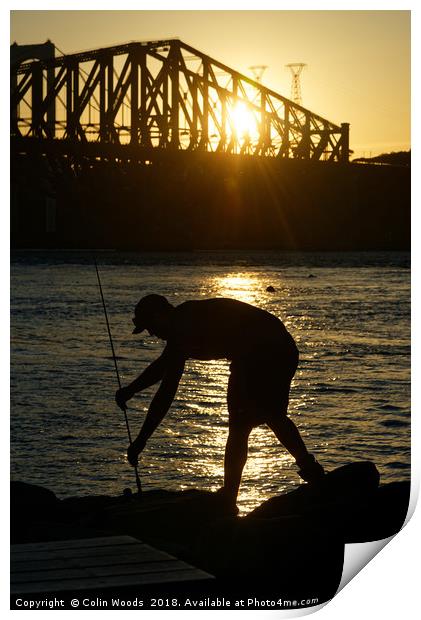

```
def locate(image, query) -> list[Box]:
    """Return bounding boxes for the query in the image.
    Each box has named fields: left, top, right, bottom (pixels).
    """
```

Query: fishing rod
left=94, top=259, right=142, bottom=497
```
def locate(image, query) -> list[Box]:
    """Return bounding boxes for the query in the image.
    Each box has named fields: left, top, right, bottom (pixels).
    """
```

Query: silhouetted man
left=116, top=295, right=324, bottom=511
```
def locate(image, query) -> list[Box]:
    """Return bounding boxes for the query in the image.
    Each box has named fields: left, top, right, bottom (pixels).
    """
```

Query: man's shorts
left=228, top=333, right=299, bottom=427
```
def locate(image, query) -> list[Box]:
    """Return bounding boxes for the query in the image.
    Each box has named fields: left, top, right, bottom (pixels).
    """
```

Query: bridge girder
left=11, top=39, right=349, bottom=162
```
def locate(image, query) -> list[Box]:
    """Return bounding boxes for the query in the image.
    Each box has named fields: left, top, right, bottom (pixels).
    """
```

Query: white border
left=5, top=3, right=418, bottom=618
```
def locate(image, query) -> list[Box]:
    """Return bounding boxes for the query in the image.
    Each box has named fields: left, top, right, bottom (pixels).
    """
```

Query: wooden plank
left=12, top=550, right=178, bottom=573
left=11, top=543, right=170, bottom=563
left=12, top=566, right=97, bottom=584
left=12, top=559, right=198, bottom=584
left=11, top=535, right=138, bottom=554
left=12, top=568, right=212, bottom=595
left=11, top=557, right=77, bottom=573
left=81, top=559, right=197, bottom=578
left=10, top=536, right=214, bottom=595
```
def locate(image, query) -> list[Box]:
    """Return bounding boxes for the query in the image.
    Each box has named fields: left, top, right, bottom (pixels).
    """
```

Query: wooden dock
left=11, top=535, right=214, bottom=597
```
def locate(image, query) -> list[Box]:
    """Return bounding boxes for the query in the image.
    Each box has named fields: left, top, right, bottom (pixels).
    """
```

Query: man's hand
left=127, top=438, right=146, bottom=467
left=115, top=386, right=133, bottom=411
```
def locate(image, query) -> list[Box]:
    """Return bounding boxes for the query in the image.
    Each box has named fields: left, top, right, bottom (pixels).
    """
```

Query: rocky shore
left=11, top=462, right=410, bottom=603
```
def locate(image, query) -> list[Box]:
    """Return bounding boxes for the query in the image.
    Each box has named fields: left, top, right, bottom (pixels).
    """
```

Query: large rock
left=11, top=480, right=60, bottom=516
left=340, top=480, right=411, bottom=542
left=243, top=462, right=409, bottom=543
left=10, top=480, right=120, bottom=544
left=248, top=461, right=380, bottom=519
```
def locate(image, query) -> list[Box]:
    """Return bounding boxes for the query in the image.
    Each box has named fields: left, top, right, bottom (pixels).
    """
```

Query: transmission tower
left=286, top=63, right=307, bottom=106
left=249, top=65, right=268, bottom=83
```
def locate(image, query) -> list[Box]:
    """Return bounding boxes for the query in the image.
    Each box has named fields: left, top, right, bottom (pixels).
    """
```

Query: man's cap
left=132, top=294, right=171, bottom=334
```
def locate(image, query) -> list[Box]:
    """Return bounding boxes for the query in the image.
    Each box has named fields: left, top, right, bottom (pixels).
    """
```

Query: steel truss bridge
left=11, top=39, right=349, bottom=162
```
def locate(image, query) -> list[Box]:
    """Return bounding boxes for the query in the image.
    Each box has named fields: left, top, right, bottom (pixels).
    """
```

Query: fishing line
left=94, top=258, right=142, bottom=496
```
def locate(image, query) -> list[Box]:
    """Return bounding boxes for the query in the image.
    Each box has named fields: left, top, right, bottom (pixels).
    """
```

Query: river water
left=10, top=251, right=410, bottom=514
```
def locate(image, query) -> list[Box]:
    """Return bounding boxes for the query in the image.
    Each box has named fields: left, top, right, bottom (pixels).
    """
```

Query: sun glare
left=231, top=102, right=258, bottom=140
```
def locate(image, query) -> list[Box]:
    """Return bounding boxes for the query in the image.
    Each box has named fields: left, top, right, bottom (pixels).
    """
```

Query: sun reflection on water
left=210, top=272, right=263, bottom=305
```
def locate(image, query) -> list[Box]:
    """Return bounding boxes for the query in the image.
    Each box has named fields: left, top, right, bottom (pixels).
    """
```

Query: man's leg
left=222, top=422, right=253, bottom=508
left=266, top=372, right=324, bottom=482
left=266, top=414, right=309, bottom=464
left=266, top=409, right=325, bottom=483
left=221, top=367, right=254, bottom=509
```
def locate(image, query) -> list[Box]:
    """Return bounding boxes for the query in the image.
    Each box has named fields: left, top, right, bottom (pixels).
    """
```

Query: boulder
left=11, top=480, right=60, bottom=516
left=248, top=461, right=380, bottom=520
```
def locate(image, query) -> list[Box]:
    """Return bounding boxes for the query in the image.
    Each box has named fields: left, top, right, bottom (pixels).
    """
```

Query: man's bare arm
left=127, top=357, right=185, bottom=465
left=115, top=347, right=173, bottom=409
left=128, top=354, right=167, bottom=393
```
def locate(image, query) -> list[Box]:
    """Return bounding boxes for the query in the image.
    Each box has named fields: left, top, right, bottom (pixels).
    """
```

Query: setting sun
left=230, top=102, right=258, bottom=140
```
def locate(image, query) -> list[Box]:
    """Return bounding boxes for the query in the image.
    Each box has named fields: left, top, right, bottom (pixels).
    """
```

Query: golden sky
left=10, top=10, right=410, bottom=157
